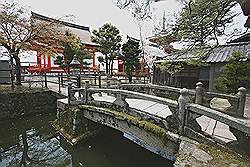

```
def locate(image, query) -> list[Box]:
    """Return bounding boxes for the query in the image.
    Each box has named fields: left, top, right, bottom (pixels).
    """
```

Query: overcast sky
left=2, top=0, right=249, bottom=43
left=13, top=0, right=181, bottom=40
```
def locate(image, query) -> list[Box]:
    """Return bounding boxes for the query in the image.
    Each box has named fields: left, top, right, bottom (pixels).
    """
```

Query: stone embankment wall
left=174, top=138, right=250, bottom=167
left=0, top=87, right=64, bottom=120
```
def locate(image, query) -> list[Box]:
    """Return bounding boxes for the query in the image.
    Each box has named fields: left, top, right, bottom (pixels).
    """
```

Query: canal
left=0, top=112, right=173, bottom=167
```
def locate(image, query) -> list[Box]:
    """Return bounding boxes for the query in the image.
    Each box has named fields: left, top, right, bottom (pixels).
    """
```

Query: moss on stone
left=0, top=85, right=45, bottom=94
left=53, top=108, right=75, bottom=136
left=0, top=86, right=58, bottom=120
left=198, top=144, right=250, bottom=167
left=79, top=105, right=166, bottom=138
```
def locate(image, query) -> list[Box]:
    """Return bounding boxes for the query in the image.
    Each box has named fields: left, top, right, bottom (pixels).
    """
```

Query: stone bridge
left=56, top=81, right=250, bottom=164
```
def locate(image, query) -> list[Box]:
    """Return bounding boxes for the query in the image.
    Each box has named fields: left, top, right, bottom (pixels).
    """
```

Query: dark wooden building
left=153, top=42, right=250, bottom=91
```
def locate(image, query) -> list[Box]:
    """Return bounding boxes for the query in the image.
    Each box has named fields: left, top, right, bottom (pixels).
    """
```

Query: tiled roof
left=229, top=33, right=250, bottom=43
left=31, top=12, right=90, bottom=31
left=205, top=42, right=250, bottom=63
left=31, top=12, right=98, bottom=46
left=156, top=42, right=250, bottom=63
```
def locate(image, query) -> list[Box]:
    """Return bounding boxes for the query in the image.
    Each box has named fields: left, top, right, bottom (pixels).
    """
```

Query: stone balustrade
left=177, top=87, right=250, bottom=147
left=68, top=81, right=250, bottom=149
left=110, top=82, right=247, bottom=117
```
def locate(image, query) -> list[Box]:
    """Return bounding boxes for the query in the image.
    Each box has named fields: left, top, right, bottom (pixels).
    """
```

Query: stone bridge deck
left=57, top=93, right=244, bottom=144
left=22, top=75, right=250, bottom=165
left=23, top=77, right=250, bottom=144
left=33, top=80, right=248, bottom=145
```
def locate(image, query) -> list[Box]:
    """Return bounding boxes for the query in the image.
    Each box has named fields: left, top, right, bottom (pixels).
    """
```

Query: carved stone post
left=236, top=87, right=247, bottom=117
left=195, top=82, right=204, bottom=104
left=148, top=84, right=154, bottom=95
left=113, top=92, right=129, bottom=111
left=84, top=81, right=90, bottom=104
left=178, top=88, right=189, bottom=135
left=117, top=79, right=122, bottom=89
left=68, top=82, right=73, bottom=105
left=72, top=108, right=81, bottom=135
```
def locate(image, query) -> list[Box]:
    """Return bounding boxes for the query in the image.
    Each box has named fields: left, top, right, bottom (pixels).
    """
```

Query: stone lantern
left=70, top=55, right=81, bottom=74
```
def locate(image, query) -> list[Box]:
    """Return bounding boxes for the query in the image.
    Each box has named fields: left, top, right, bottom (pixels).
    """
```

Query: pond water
left=0, top=112, right=173, bottom=167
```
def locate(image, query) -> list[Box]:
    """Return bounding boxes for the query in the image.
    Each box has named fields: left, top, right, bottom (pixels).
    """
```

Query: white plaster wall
left=94, top=52, right=119, bottom=73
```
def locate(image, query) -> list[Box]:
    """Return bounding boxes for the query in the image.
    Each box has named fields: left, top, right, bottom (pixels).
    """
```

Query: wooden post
left=44, top=72, right=47, bottom=88
left=178, top=88, right=189, bottom=135
left=94, top=72, right=97, bottom=85
left=195, top=82, right=204, bottom=104
left=236, top=87, right=247, bottom=117
left=60, top=73, right=64, bottom=87
left=58, top=75, right=61, bottom=93
left=98, top=73, right=101, bottom=88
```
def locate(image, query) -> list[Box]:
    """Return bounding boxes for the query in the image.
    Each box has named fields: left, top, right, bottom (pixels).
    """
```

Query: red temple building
left=26, top=12, right=125, bottom=74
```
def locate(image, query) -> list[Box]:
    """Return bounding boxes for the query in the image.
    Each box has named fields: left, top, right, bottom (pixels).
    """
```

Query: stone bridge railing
left=109, top=82, right=247, bottom=118
left=68, top=81, right=179, bottom=133
left=68, top=81, right=250, bottom=149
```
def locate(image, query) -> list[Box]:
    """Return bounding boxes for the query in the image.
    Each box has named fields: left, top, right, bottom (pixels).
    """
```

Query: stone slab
left=155, top=107, right=172, bottom=118
left=129, top=100, right=157, bottom=111
left=144, top=103, right=168, bottom=115
left=126, top=98, right=145, bottom=107
left=213, top=122, right=237, bottom=142
left=93, top=93, right=116, bottom=103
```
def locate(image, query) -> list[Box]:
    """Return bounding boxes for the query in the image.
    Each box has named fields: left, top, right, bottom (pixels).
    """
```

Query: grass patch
left=0, top=85, right=45, bottom=94
left=199, top=144, right=250, bottom=166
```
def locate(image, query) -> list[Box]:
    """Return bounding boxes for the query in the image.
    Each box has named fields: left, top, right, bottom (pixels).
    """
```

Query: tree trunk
left=13, top=54, right=22, bottom=85
left=128, top=70, right=132, bottom=83
left=10, top=56, right=15, bottom=89
left=110, top=59, right=114, bottom=77
left=68, top=66, right=71, bottom=75
left=105, top=59, right=109, bottom=75
left=108, top=59, right=111, bottom=76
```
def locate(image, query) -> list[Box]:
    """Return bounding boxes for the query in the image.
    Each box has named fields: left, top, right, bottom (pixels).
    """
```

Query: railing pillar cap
left=238, top=87, right=247, bottom=92
left=196, top=82, right=203, bottom=87
left=180, top=88, right=189, bottom=95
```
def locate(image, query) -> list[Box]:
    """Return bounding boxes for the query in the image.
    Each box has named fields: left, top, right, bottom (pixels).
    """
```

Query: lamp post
left=69, top=55, right=81, bottom=89
left=70, top=55, right=81, bottom=74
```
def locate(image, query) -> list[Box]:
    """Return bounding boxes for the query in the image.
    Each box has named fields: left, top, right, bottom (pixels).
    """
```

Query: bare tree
left=0, top=1, right=79, bottom=85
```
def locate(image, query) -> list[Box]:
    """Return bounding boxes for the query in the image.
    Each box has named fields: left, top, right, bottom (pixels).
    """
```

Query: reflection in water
left=0, top=113, right=173, bottom=167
